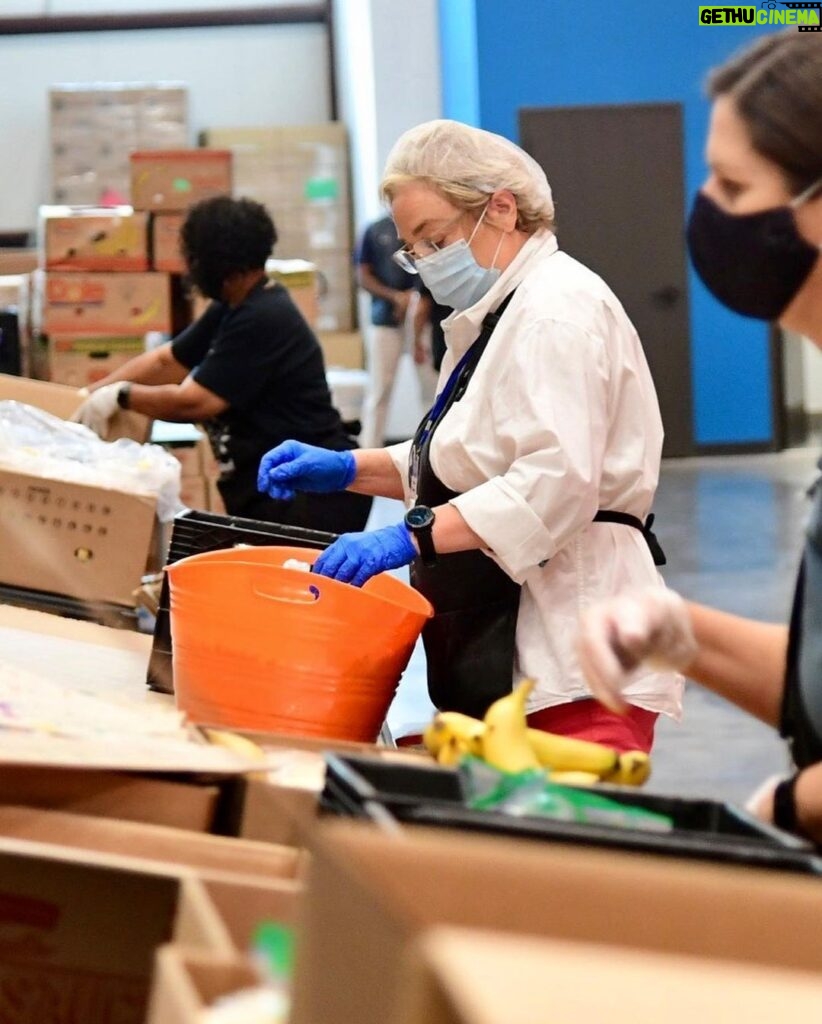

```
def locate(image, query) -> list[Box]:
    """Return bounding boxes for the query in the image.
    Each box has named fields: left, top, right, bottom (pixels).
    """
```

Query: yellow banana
left=526, top=728, right=620, bottom=776
left=601, top=750, right=652, bottom=787
left=202, top=728, right=270, bottom=780
left=547, top=770, right=602, bottom=788
left=481, top=679, right=540, bottom=773
left=423, top=711, right=486, bottom=761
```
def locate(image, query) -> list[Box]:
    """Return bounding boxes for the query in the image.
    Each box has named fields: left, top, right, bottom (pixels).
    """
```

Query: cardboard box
left=266, top=257, right=319, bottom=327
left=0, top=835, right=182, bottom=1024
left=40, top=206, right=150, bottom=272
left=147, top=946, right=258, bottom=1024
left=0, top=249, right=37, bottom=275
left=178, top=475, right=209, bottom=511
left=395, top=926, right=822, bottom=1024
left=318, top=329, right=364, bottom=370
left=290, top=822, right=822, bottom=1024
left=0, top=465, right=157, bottom=606
left=40, top=270, right=171, bottom=334
left=0, top=806, right=300, bottom=886
left=0, top=821, right=296, bottom=1024
left=0, top=371, right=150, bottom=443
left=152, top=211, right=186, bottom=272
left=36, top=333, right=146, bottom=389
left=50, top=83, right=189, bottom=206
left=131, top=150, right=232, bottom=212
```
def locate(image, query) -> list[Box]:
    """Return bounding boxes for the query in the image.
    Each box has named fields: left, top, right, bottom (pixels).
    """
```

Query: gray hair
left=381, top=119, right=555, bottom=234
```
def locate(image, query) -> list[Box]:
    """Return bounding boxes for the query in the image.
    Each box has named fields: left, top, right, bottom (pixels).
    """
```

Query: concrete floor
left=379, top=444, right=821, bottom=806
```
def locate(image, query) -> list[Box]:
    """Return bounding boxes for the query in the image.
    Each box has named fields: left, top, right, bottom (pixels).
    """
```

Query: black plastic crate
left=147, top=509, right=336, bottom=694
left=321, top=753, right=822, bottom=875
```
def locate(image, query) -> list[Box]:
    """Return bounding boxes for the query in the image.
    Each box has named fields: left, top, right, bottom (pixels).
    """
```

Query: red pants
left=526, top=699, right=657, bottom=754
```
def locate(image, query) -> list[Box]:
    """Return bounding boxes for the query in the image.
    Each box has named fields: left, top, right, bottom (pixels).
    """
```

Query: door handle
left=650, top=285, right=681, bottom=307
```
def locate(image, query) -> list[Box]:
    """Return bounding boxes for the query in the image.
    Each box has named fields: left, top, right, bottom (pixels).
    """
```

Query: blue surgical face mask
left=416, top=205, right=505, bottom=311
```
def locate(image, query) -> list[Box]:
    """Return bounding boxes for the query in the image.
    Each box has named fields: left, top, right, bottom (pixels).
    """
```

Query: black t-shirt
left=171, top=279, right=353, bottom=475
left=356, top=215, right=415, bottom=327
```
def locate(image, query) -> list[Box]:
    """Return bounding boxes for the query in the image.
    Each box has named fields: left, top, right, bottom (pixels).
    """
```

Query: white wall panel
left=0, top=21, right=330, bottom=230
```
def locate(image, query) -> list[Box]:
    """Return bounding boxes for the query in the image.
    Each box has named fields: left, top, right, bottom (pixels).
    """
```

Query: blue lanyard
left=415, top=344, right=478, bottom=453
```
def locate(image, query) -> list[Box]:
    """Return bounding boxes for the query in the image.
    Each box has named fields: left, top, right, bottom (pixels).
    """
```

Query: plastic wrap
left=0, top=400, right=182, bottom=521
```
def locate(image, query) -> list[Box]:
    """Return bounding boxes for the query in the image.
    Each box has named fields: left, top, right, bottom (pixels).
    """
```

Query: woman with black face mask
left=71, top=196, right=372, bottom=534
left=577, top=31, right=822, bottom=843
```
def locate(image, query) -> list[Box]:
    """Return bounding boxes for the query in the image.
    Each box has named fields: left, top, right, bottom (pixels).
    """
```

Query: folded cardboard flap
left=146, top=945, right=258, bottom=1024
left=0, top=767, right=221, bottom=832
left=395, top=926, right=822, bottom=1024
left=174, top=873, right=303, bottom=957
left=0, top=806, right=301, bottom=881
left=290, top=821, right=822, bottom=1024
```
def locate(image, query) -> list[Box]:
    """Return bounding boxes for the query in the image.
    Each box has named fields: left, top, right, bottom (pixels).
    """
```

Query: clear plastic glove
left=576, top=587, right=697, bottom=713
left=70, top=383, right=122, bottom=437
left=257, top=440, right=356, bottom=501
left=312, top=523, right=416, bottom=588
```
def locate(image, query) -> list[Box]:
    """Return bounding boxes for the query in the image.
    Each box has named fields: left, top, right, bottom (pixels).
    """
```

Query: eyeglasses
left=392, top=212, right=464, bottom=274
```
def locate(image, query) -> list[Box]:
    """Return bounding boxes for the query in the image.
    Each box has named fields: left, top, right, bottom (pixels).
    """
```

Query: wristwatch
left=116, top=382, right=132, bottom=410
left=405, top=505, right=437, bottom=567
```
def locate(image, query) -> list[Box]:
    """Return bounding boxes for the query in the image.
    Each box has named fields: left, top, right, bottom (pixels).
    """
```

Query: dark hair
left=180, top=196, right=277, bottom=297
left=708, top=32, right=822, bottom=194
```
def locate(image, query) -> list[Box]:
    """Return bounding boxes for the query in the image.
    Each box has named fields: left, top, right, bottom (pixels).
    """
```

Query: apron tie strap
left=593, top=510, right=667, bottom=566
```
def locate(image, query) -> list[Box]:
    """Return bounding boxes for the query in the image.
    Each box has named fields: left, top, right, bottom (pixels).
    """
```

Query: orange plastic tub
left=166, top=546, right=434, bottom=742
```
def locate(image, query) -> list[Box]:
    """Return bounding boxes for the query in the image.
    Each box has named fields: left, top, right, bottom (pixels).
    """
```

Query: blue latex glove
left=257, top=441, right=357, bottom=501
left=312, top=523, right=417, bottom=588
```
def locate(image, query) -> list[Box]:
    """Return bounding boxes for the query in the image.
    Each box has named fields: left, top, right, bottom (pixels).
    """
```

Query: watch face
left=407, top=505, right=434, bottom=530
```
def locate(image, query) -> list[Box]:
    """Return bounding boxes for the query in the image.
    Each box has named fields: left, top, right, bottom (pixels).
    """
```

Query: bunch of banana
left=422, top=680, right=651, bottom=786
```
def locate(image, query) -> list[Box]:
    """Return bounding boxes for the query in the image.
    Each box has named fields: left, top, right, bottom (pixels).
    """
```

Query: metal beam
left=0, top=5, right=328, bottom=36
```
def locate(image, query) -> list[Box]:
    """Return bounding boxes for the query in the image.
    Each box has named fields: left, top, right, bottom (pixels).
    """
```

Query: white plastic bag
left=0, top=400, right=182, bottom=522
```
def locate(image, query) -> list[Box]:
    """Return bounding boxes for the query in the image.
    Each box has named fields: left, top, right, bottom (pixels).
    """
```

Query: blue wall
left=439, top=0, right=777, bottom=447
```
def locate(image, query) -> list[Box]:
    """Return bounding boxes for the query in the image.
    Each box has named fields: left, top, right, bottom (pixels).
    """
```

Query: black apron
left=408, top=292, right=665, bottom=719
left=780, top=470, right=822, bottom=767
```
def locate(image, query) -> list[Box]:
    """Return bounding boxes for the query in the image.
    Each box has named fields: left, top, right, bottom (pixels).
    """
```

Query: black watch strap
left=405, top=505, right=437, bottom=567
left=773, top=773, right=801, bottom=834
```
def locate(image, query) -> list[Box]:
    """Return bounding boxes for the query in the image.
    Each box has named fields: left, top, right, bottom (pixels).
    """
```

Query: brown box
left=163, top=442, right=203, bottom=478
left=0, top=466, right=157, bottom=606
left=318, top=329, right=364, bottom=370
left=37, top=334, right=146, bottom=388
left=0, top=249, right=38, bottom=275
left=0, top=806, right=300, bottom=886
left=152, top=211, right=186, bottom=272
left=266, top=258, right=319, bottom=327
left=147, top=946, right=258, bottom=1024
left=178, top=475, right=209, bottom=511
left=291, top=822, right=822, bottom=1024
left=40, top=206, right=150, bottom=272
left=0, top=371, right=150, bottom=443
left=396, top=926, right=822, bottom=1024
left=40, top=270, right=171, bottom=334
left=131, top=150, right=232, bottom=212
left=0, top=836, right=182, bottom=1024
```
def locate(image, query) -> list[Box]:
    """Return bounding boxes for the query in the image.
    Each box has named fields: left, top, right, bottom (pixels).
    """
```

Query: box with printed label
left=131, top=150, right=232, bottom=213
left=41, top=271, right=171, bottom=334
left=40, top=206, right=150, bottom=272
left=38, top=334, right=146, bottom=389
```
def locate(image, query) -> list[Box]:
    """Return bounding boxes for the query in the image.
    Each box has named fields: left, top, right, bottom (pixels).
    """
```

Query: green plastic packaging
left=460, top=757, right=673, bottom=833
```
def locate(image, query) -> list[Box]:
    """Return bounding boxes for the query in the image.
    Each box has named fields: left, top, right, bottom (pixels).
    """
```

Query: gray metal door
left=519, top=102, right=694, bottom=457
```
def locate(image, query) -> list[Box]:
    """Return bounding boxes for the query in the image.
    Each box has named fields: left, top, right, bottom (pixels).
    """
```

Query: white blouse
left=387, top=229, right=683, bottom=718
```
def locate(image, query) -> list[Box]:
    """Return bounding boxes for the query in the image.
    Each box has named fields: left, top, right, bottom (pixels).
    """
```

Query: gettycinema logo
left=699, top=2, right=821, bottom=28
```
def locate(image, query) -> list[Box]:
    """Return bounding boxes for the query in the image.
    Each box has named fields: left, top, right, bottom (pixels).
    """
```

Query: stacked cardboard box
left=31, top=204, right=175, bottom=386
left=200, top=123, right=356, bottom=336
left=50, top=83, right=188, bottom=207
